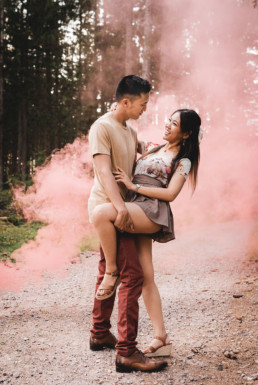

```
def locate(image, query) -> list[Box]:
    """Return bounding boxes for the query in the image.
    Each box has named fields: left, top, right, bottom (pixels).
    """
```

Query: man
left=88, top=75, right=167, bottom=372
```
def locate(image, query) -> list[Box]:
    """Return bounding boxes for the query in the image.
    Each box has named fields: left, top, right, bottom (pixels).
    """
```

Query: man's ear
left=121, top=98, right=130, bottom=108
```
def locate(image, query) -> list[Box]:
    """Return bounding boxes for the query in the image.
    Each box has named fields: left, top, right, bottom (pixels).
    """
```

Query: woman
left=91, top=108, right=201, bottom=356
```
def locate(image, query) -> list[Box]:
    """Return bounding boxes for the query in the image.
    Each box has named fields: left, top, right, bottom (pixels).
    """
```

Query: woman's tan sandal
left=95, top=270, right=121, bottom=301
left=144, top=335, right=172, bottom=357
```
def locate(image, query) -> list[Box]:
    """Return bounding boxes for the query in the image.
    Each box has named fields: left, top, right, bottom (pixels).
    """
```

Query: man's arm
left=93, top=154, right=134, bottom=232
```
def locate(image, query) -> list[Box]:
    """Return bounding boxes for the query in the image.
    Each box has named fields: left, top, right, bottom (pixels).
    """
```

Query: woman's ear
left=183, top=131, right=191, bottom=140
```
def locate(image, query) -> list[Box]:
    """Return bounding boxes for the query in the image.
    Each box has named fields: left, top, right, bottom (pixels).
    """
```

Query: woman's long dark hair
left=138, top=109, right=201, bottom=191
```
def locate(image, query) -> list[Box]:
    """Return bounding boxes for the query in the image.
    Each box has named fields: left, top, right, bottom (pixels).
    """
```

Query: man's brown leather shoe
left=116, top=350, right=168, bottom=373
left=90, top=332, right=117, bottom=351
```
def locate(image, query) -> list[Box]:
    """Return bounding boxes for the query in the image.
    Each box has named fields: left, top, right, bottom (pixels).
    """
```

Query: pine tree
left=0, top=0, right=3, bottom=190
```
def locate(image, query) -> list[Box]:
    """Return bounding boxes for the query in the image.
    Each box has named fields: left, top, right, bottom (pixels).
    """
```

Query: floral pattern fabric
left=134, top=141, right=191, bottom=186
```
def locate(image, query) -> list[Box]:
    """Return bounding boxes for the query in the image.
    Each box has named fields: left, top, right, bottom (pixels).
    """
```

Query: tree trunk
left=125, top=0, right=133, bottom=74
left=77, top=2, right=83, bottom=132
left=45, top=47, right=52, bottom=154
left=54, top=65, right=60, bottom=149
left=142, top=0, right=152, bottom=79
left=0, top=4, right=3, bottom=191
left=53, top=27, right=60, bottom=149
left=17, top=100, right=27, bottom=180
left=17, top=1, right=28, bottom=181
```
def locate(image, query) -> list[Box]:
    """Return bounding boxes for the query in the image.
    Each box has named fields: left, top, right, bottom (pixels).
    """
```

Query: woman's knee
left=92, top=204, right=116, bottom=227
left=91, top=205, right=105, bottom=227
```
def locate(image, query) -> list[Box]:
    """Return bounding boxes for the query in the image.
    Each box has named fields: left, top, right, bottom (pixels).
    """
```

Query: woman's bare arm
left=137, top=140, right=144, bottom=154
left=114, top=168, right=186, bottom=202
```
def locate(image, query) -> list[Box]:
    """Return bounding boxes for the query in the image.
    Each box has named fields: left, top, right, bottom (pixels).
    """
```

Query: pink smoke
left=1, top=0, right=257, bottom=291
left=136, top=0, right=258, bottom=227
left=136, top=97, right=258, bottom=230
left=0, top=137, right=93, bottom=291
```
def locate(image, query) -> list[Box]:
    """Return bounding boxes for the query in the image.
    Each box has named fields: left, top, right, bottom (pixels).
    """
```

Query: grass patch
left=80, top=232, right=99, bottom=252
left=0, top=221, right=44, bottom=263
left=0, top=189, right=99, bottom=264
left=0, top=188, right=45, bottom=264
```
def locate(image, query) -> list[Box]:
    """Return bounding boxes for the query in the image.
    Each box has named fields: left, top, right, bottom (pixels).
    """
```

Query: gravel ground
left=0, top=220, right=257, bottom=385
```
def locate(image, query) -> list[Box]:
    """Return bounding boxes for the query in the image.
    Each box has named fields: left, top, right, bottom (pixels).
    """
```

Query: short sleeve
left=175, top=158, right=191, bottom=180
left=89, top=123, right=111, bottom=157
left=141, top=141, right=159, bottom=154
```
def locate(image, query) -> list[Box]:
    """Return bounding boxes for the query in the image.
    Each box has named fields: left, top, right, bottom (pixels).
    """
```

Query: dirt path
left=0, top=220, right=257, bottom=385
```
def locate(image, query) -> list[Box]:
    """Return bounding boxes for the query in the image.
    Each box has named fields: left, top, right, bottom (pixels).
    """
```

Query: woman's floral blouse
left=134, top=141, right=191, bottom=186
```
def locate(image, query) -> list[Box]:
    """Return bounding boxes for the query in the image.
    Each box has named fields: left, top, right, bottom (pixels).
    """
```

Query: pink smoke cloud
left=0, top=137, right=93, bottom=291
left=1, top=0, right=257, bottom=291
left=136, top=0, right=258, bottom=227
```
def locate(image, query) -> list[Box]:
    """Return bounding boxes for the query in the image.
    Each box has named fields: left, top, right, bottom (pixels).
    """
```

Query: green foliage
left=0, top=189, right=44, bottom=264
left=0, top=221, right=44, bottom=263
left=0, top=189, right=12, bottom=210
left=4, top=176, right=33, bottom=191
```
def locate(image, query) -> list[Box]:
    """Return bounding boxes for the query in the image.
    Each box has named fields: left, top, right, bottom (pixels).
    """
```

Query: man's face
left=127, top=93, right=149, bottom=120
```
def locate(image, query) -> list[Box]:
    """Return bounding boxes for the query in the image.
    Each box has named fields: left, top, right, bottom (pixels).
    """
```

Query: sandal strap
left=96, top=275, right=120, bottom=297
left=145, top=345, right=156, bottom=354
left=153, top=334, right=167, bottom=344
left=144, top=334, right=169, bottom=354
left=97, top=286, right=113, bottom=295
left=98, top=284, right=114, bottom=292
left=105, top=270, right=120, bottom=277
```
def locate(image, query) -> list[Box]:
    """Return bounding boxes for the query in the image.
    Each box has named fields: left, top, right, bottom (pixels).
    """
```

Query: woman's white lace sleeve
left=175, top=158, right=191, bottom=179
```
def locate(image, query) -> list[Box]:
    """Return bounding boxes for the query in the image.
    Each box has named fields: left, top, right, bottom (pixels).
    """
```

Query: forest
left=0, top=0, right=257, bottom=191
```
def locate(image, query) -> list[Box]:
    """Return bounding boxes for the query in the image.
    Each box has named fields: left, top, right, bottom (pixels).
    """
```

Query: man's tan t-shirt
left=88, top=112, right=137, bottom=221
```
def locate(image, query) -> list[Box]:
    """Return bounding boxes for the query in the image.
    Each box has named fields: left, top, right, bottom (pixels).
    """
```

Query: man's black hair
left=115, top=75, right=151, bottom=101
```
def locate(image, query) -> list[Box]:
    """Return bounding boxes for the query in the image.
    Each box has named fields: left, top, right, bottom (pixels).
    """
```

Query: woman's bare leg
left=135, top=235, right=170, bottom=348
left=91, top=203, right=161, bottom=292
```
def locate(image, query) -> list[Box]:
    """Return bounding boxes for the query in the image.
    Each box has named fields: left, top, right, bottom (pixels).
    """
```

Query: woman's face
left=163, top=112, right=184, bottom=144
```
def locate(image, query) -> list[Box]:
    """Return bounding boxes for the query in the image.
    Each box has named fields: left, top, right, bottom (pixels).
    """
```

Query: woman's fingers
left=114, top=174, right=123, bottom=178
left=116, top=167, right=126, bottom=174
left=113, top=168, right=129, bottom=186
left=114, top=176, right=123, bottom=182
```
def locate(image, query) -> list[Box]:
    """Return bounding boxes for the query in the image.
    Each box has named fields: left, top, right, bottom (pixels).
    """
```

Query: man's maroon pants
left=90, top=232, right=144, bottom=357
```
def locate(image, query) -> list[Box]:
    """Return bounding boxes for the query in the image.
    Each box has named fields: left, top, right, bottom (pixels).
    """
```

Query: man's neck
left=111, top=109, right=128, bottom=126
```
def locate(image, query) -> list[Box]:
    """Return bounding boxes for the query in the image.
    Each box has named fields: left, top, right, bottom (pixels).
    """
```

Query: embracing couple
left=88, top=75, right=201, bottom=373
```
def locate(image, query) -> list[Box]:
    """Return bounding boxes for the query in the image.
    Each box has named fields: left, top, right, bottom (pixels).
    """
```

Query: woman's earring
left=182, top=139, right=186, bottom=146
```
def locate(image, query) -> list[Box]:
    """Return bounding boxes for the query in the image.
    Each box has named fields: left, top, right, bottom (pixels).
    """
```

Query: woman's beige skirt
left=125, top=174, right=175, bottom=243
